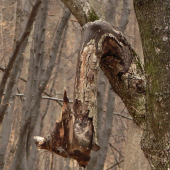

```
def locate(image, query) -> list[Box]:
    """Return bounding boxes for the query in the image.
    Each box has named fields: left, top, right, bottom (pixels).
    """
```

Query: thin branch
left=113, top=112, right=133, bottom=120
left=106, top=160, right=124, bottom=170
left=109, top=143, right=124, bottom=158
left=0, top=67, right=57, bottom=99
left=2, top=93, right=65, bottom=105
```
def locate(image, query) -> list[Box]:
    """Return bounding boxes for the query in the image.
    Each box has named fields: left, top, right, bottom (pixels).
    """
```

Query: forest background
left=0, top=0, right=150, bottom=169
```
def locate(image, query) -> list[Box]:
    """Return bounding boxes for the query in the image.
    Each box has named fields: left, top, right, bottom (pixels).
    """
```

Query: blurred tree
left=59, top=0, right=170, bottom=169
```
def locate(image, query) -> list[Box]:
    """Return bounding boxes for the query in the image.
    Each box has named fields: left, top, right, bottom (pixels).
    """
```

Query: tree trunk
left=9, top=7, right=71, bottom=170
left=134, top=1, right=170, bottom=169
left=95, top=87, right=115, bottom=170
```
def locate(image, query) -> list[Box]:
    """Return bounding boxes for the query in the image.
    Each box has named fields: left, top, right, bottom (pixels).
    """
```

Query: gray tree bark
left=0, top=0, right=42, bottom=123
left=95, top=87, right=115, bottom=170
left=0, top=0, right=41, bottom=111
left=118, top=0, right=131, bottom=32
left=134, top=1, right=170, bottom=169
left=9, top=7, right=71, bottom=170
left=0, top=0, right=31, bottom=169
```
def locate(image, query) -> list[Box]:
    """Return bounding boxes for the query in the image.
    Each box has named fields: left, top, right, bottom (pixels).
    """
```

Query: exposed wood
left=80, top=20, right=145, bottom=127
left=35, top=20, right=145, bottom=168
left=35, top=90, right=99, bottom=168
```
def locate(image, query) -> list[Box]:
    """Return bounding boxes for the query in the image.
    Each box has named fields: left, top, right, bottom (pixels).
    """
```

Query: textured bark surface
left=61, top=0, right=99, bottom=26
left=134, top=0, right=170, bottom=169
left=35, top=90, right=99, bottom=168
left=80, top=20, right=145, bottom=126
left=35, top=20, right=145, bottom=168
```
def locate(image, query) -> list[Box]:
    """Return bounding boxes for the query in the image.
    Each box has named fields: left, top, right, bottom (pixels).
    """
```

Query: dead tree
left=35, top=20, right=144, bottom=168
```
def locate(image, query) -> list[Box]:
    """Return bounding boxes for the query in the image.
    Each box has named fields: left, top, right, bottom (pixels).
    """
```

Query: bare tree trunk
left=105, top=0, right=117, bottom=26
left=0, top=61, right=23, bottom=170
left=0, top=0, right=42, bottom=123
left=26, top=0, right=49, bottom=161
left=86, top=70, right=107, bottom=170
left=134, top=1, right=170, bottom=169
left=9, top=7, right=71, bottom=170
left=118, top=0, right=131, bottom=32
left=0, top=0, right=31, bottom=169
left=95, top=87, right=115, bottom=170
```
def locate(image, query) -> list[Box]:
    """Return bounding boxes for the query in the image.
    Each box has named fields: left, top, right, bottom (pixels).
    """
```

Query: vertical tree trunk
left=95, top=87, right=115, bottom=170
left=134, top=1, right=170, bottom=169
left=118, top=0, right=131, bottom=32
left=9, top=7, right=71, bottom=170
left=0, top=0, right=41, bottom=110
left=0, top=0, right=30, bottom=168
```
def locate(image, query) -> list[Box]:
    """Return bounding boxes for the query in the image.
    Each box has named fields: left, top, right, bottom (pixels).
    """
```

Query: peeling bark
left=35, top=90, right=99, bottom=168
left=35, top=20, right=145, bottom=168
left=80, top=20, right=145, bottom=126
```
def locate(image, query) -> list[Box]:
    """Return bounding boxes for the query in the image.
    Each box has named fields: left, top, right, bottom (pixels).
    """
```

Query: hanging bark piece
left=34, top=90, right=99, bottom=168
left=35, top=20, right=145, bottom=168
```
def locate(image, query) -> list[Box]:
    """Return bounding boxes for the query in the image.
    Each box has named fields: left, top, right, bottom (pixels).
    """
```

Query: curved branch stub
left=81, top=20, right=146, bottom=126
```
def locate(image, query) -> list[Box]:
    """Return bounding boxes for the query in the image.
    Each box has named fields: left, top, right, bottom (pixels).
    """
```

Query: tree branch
left=79, top=20, right=145, bottom=127
left=113, top=112, right=133, bottom=120
left=2, top=93, right=72, bottom=104
left=61, top=0, right=99, bottom=26
left=106, top=160, right=124, bottom=170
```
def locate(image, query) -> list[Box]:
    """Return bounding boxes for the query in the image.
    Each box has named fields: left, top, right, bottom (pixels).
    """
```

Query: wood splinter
left=34, top=90, right=100, bottom=168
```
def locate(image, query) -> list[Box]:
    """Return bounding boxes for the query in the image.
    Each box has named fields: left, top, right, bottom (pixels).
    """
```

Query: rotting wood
left=34, top=20, right=145, bottom=167
left=34, top=90, right=99, bottom=168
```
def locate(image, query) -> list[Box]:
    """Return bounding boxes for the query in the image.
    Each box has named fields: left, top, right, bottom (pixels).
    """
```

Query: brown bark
left=80, top=20, right=145, bottom=126
left=35, top=20, right=145, bottom=168
left=34, top=90, right=99, bottom=168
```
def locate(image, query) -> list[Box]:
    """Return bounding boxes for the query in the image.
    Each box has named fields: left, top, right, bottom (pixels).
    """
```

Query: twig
left=2, top=93, right=71, bottom=105
left=113, top=112, right=133, bottom=120
left=106, top=160, right=124, bottom=170
left=109, top=143, right=124, bottom=158
left=0, top=67, right=57, bottom=100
